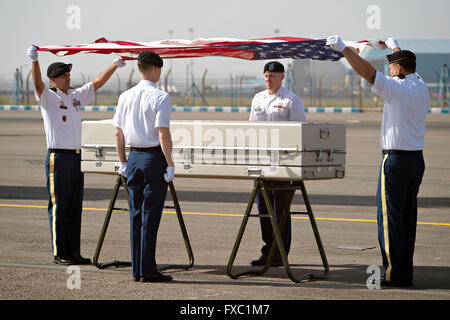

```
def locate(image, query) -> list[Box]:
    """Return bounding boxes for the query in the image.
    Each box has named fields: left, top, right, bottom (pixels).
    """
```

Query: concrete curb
left=0, top=105, right=448, bottom=113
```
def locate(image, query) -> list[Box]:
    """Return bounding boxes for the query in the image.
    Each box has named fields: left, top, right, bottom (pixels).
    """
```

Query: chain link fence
left=0, top=70, right=445, bottom=109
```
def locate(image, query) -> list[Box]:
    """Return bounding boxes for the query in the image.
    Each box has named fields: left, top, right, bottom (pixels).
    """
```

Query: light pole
left=188, top=28, right=194, bottom=105
left=188, top=28, right=194, bottom=75
left=168, top=29, right=174, bottom=90
left=115, top=73, right=121, bottom=98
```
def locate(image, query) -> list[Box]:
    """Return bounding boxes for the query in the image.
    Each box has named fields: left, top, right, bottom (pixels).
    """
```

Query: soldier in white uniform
left=249, top=61, right=306, bottom=267
left=326, top=36, right=430, bottom=287
left=113, top=51, right=175, bottom=283
left=27, top=45, right=125, bottom=265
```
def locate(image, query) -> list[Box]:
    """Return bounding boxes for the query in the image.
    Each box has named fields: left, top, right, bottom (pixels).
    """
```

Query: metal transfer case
left=81, top=120, right=346, bottom=181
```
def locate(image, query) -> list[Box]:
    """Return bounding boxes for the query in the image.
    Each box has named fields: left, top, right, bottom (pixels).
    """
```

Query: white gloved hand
left=385, top=37, right=400, bottom=51
left=113, top=57, right=126, bottom=68
left=164, top=166, right=175, bottom=183
left=371, top=40, right=387, bottom=50
left=27, top=45, right=38, bottom=62
left=118, top=162, right=127, bottom=177
left=326, top=35, right=346, bottom=52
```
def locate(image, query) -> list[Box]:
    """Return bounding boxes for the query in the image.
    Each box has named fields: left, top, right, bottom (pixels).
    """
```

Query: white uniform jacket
left=113, top=80, right=172, bottom=148
left=36, top=82, right=95, bottom=149
left=249, top=86, right=306, bottom=122
left=372, top=71, right=430, bottom=150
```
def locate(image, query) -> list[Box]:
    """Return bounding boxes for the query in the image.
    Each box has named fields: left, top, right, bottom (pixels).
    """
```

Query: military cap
left=386, top=50, right=416, bottom=64
left=47, top=62, right=72, bottom=78
left=138, top=51, right=163, bottom=68
left=264, top=61, right=285, bottom=73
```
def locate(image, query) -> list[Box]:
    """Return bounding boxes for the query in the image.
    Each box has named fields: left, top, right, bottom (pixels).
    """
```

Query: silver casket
left=81, top=120, right=346, bottom=181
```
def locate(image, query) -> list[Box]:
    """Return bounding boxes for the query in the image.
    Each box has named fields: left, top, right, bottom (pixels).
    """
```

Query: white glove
left=385, top=37, right=400, bottom=51
left=118, top=162, right=127, bottom=177
left=113, top=57, right=126, bottom=68
left=27, top=45, right=38, bottom=62
left=164, top=166, right=175, bottom=183
left=370, top=40, right=387, bottom=50
left=326, top=35, right=346, bottom=52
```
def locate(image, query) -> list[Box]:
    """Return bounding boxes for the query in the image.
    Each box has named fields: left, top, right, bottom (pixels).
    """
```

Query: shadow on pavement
left=167, top=264, right=450, bottom=290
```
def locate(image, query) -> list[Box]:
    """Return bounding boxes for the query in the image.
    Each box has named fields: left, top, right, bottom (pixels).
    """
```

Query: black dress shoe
left=69, top=252, right=92, bottom=265
left=54, top=255, right=76, bottom=265
left=250, top=255, right=267, bottom=266
left=141, top=272, right=173, bottom=283
left=250, top=255, right=283, bottom=267
left=381, top=280, right=413, bottom=288
left=133, top=276, right=141, bottom=282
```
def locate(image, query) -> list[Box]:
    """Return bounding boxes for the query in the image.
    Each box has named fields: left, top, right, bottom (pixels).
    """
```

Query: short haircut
left=137, top=62, right=156, bottom=73
left=397, top=59, right=416, bottom=73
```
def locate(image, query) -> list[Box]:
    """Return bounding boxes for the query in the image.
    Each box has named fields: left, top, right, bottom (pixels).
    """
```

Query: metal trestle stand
left=92, top=175, right=194, bottom=271
left=226, top=178, right=329, bottom=283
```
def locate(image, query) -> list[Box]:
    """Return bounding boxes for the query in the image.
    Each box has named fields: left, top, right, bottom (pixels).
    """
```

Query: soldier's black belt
left=48, top=148, right=80, bottom=154
left=130, top=146, right=161, bottom=152
left=382, top=149, right=422, bottom=155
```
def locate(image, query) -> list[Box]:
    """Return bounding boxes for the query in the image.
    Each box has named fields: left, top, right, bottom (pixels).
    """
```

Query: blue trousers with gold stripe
left=126, top=148, right=168, bottom=278
left=45, top=152, right=84, bottom=257
left=377, top=153, right=424, bottom=285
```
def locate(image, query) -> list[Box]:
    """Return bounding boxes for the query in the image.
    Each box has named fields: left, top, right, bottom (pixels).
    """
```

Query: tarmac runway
left=0, top=110, right=449, bottom=303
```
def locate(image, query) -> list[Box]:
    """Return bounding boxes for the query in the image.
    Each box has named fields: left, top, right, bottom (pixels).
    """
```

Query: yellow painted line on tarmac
left=163, top=210, right=244, bottom=218
left=1, top=203, right=449, bottom=227
left=0, top=203, right=47, bottom=209
left=312, top=217, right=377, bottom=223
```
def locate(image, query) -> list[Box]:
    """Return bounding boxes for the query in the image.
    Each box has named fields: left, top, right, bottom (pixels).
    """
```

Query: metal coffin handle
left=247, top=167, right=262, bottom=177
left=320, top=128, right=330, bottom=139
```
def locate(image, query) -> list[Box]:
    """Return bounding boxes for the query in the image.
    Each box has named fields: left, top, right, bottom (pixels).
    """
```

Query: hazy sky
left=1, top=0, right=449, bottom=84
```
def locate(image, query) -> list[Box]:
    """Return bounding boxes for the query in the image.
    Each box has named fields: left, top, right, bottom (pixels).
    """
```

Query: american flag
left=35, top=37, right=385, bottom=61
